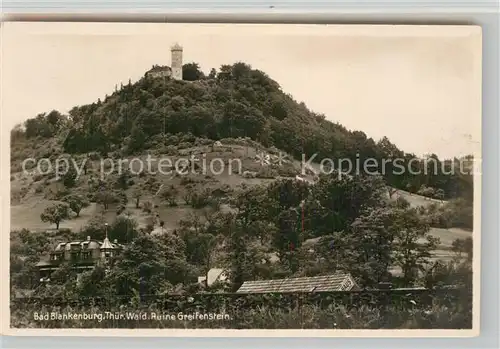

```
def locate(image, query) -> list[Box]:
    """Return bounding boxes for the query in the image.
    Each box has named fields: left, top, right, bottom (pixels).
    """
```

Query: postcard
left=1, top=22, right=482, bottom=336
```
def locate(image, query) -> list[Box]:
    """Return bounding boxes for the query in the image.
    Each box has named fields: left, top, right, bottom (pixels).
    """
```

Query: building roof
left=147, top=65, right=172, bottom=73
left=54, top=239, right=103, bottom=251
left=36, top=237, right=123, bottom=268
left=100, top=237, right=115, bottom=250
left=236, top=273, right=359, bottom=293
left=171, top=43, right=183, bottom=51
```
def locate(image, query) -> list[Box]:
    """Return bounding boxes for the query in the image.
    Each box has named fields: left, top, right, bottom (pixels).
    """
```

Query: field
left=10, top=143, right=299, bottom=233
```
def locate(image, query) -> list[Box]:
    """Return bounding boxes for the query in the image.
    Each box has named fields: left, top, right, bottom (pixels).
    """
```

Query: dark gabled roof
left=236, top=273, right=359, bottom=294
left=147, top=65, right=171, bottom=73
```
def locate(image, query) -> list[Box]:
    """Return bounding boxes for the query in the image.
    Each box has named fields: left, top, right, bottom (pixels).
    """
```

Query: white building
left=197, top=268, right=229, bottom=287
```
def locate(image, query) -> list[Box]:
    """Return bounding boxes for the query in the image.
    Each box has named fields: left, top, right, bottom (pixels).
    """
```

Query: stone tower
left=171, top=43, right=183, bottom=80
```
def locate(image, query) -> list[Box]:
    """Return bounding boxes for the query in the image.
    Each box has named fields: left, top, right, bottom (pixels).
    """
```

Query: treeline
left=11, top=172, right=473, bottom=303
left=12, top=62, right=473, bottom=200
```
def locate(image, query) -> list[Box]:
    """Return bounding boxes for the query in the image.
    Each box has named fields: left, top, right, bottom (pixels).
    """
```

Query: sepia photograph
left=2, top=22, right=481, bottom=334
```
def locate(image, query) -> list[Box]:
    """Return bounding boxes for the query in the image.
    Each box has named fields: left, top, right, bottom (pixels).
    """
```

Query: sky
left=1, top=22, right=482, bottom=159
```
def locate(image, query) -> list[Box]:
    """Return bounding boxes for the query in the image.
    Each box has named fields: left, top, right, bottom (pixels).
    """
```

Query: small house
left=35, top=234, right=123, bottom=283
left=197, top=268, right=229, bottom=287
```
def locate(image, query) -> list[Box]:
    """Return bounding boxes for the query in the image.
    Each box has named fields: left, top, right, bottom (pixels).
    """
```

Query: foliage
left=95, top=190, right=120, bottom=210
left=159, top=184, right=179, bottom=206
left=61, top=161, right=78, bottom=188
left=451, top=237, right=473, bottom=262
left=62, top=194, right=89, bottom=217
left=11, top=288, right=472, bottom=329
left=391, top=207, right=439, bottom=285
left=24, top=111, right=65, bottom=139
left=423, top=258, right=472, bottom=289
left=79, top=214, right=107, bottom=240
left=108, top=215, right=139, bottom=243
left=182, top=62, right=205, bottom=81
left=417, top=185, right=436, bottom=199
left=106, top=234, right=195, bottom=297
left=419, top=198, right=473, bottom=230
left=306, top=172, right=386, bottom=234
left=10, top=61, right=475, bottom=329
left=13, top=62, right=472, bottom=200
left=40, top=203, right=71, bottom=229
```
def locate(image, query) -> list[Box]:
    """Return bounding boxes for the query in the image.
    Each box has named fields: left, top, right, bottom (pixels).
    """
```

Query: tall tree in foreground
left=391, top=207, right=440, bottom=286
left=348, top=207, right=398, bottom=287
left=310, top=172, right=386, bottom=234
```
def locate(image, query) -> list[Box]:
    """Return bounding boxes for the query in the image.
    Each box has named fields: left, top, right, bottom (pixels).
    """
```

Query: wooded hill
left=12, top=62, right=473, bottom=201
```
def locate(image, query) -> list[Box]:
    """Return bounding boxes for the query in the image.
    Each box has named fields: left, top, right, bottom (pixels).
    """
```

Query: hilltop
left=10, top=62, right=473, bottom=282
left=11, top=62, right=472, bottom=197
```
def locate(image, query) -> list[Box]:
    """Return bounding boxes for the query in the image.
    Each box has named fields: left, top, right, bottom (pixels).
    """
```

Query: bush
left=189, top=190, right=211, bottom=209
left=143, top=201, right=153, bottom=213
left=10, top=288, right=472, bottom=329
left=277, top=165, right=298, bottom=177
left=33, top=174, right=44, bottom=182
left=255, top=167, right=278, bottom=179
left=420, top=198, right=472, bottom=230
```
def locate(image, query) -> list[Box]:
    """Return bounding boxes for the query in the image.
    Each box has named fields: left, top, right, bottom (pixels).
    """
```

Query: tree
left=342, top=207, right=400, bottom=287
left=226, top=216, right=264, bottom=291
left=222, top=186, right=275, bottom=288
left=434, top=188, right=445, bottom=201
left=109, top=215, right=139, bottom=243
left=395, top=196, right=411, bottom=209
left=77, top=265, right=109, bottom=298
left=40, top=203, right=71, bottom=229
left=95, top=190, right=117, bottom=211
left=273, top=208, right=303, bottom=273
left=405, top=183, right=413, bottom=194
left=451, top=237, right=473, bottom=262
left=80, top=214, right=107, bottom=240
left=208, top=68, right=217, bottom=79
left=142, top=200, right=153, bottom=213
left=182, top=62, right=205, bottom=81
left=182, top=229, right=220, bottom=286
left=24, top=113, right=57, bottom=138
left=107, top=234, right=193, bottom=297
left=83, top=158, right=91, bottom=175
left=417, top=185, right=435, bottom=199
left=392, top=207, right=440, bottom=285
left=62, top=194, right=90, bottom=217
left=160, top=185, right=178, bottom=207
left=127, top=122, right=147, bottom=153
left=423, top=258, right=472, bottom=289
left=310, top=172, right=386, bottom=233
left=132, top=188, right=142, bottom=208
left=62, top=162, right=78, bottom=188
left=116, top=170, right=131, bottom=190
left=10, top=124, right=25, bottom=144
left=46, top=110, right=64, bottom=130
